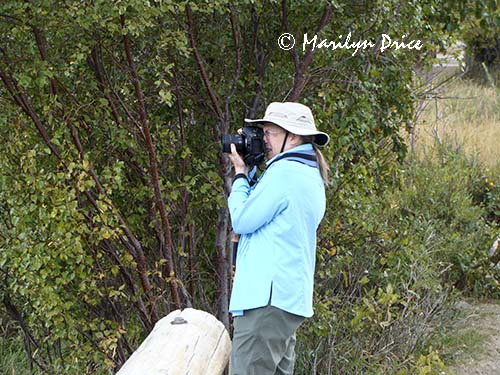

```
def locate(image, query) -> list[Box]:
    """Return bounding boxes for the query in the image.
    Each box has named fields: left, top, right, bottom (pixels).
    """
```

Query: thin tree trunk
left=121, top=15, right=181, bottom=311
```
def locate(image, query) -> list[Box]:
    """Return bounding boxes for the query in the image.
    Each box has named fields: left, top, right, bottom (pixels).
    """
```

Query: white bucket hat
left=245, top=102, right=330, bottom=146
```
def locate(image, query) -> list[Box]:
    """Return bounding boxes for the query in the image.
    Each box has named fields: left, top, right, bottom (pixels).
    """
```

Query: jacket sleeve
left=228, top=164, right=288, bottom=235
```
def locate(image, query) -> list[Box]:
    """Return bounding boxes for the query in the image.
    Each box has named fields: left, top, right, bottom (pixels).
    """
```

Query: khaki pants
left=230, top=305, right=305, bottom=375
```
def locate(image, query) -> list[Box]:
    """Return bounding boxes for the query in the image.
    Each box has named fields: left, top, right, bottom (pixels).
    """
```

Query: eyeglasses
left=263, top=130, right=285, bottom=138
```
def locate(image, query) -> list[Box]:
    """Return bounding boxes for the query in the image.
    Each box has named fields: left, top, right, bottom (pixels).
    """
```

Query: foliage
left=459, top=0, right=500, bottom=79
left=473, top=174, right=500, bottom=224
left=403, top=145, right=499, bottom=296
left=295, top=145, right=499, bottom=374
left=0, top=0, right=494, bottom=373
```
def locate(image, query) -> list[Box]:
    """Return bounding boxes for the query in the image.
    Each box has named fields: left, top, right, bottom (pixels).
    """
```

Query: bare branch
left=0, top=68, right=65, bottom=165
left=284, top=3, right=334, bottom=101
left=248, top=5, right=266, bottom=118
left=185, top=4, right=223, bottom=120
left=226, top=5, right=242, bottom=104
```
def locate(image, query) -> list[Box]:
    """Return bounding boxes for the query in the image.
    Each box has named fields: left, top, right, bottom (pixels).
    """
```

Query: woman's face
left=262, top=123, right=288, bottom=159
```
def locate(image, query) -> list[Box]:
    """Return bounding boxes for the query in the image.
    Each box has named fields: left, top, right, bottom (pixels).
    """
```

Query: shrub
left=295, top=145, right=498, bottom=374
left=460, top=4, right=500, bottom=82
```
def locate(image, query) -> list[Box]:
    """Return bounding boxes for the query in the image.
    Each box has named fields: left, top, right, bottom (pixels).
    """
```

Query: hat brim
left=244, top=118, right=330, bottom=147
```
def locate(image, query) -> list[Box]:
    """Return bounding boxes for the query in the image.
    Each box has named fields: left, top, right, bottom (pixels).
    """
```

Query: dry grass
left=407, top=77, right=500, bottom=170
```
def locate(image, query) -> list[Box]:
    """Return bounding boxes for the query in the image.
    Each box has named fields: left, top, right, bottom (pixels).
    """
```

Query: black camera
left=221, top=126, right=265, bottom=166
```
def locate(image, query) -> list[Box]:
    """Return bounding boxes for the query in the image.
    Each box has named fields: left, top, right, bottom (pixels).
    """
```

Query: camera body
left=221, top=126, right=265, bottom=166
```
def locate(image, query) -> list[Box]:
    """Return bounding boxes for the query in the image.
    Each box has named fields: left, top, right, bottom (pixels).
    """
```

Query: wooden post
left=117, top=308, right=231, bottom=375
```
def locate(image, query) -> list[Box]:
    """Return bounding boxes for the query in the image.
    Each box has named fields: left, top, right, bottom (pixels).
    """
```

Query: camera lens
left=221, top=134, right=244, bottom=153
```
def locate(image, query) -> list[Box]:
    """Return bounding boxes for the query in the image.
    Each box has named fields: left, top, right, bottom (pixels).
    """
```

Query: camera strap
left=248, top=150, right=318, bottom=187
left=279, top=131, right=290, bottom=153
left=267, top=151, right=318, bottom=169
left=248, top=171, right=259, bottom=186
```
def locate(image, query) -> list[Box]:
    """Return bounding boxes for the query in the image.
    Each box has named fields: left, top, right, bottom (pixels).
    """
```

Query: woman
left=227, top=102, right=330, bottom=375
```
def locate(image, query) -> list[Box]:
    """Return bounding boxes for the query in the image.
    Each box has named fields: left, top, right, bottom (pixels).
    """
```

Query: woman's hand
left=228, top=144, right=249, bottom=176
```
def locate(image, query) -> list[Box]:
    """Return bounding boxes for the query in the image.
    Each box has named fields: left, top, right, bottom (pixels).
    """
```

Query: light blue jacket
left=228, top=144, right=326, bottom=317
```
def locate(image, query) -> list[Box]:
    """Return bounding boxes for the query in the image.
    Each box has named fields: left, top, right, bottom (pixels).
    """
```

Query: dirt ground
left=448, top=301, right=500, bottom=375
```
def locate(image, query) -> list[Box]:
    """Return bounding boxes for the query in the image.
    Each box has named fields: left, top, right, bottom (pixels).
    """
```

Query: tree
left=0, top=0, right=481, bottom=372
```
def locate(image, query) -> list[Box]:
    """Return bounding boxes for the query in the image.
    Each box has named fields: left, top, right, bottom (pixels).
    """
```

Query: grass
left=408, top=76, right=500, bottom=171
left=0, top=335, right=42, bottom=375
left=0, top=315, right=43, bottom=375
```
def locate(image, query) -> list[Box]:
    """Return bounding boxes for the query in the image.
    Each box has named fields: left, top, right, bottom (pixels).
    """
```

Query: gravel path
left=448, top=302, right=500, bottom=375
